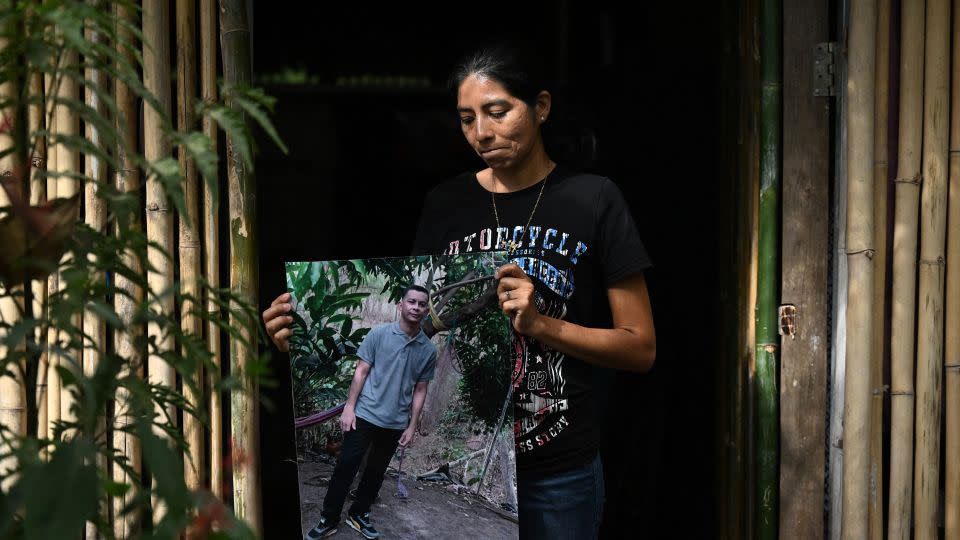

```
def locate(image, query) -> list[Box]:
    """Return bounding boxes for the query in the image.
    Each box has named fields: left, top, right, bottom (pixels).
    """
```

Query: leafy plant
left=0, top=1, right=283, bottom=538
left=437, top=258, right=511, bottom=427
left=285, top=260, right=370, bottom=418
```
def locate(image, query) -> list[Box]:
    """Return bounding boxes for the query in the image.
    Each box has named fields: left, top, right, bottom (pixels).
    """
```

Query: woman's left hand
left=496, top=263, right=542, bottom=336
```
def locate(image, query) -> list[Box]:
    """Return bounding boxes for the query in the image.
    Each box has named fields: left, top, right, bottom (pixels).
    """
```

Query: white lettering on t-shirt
left=512, top=226, right=525, bottom=248
left=543, top=228, right=557, bottom=250
left=463, top=232, right=477, bottom=252
left=557, top=232, right=570, bottom=256
left=479, top=228, right=492, bottom=250
left=527, top=226, right=542, bottom=249
left=495, top=227, right=510, bottom=250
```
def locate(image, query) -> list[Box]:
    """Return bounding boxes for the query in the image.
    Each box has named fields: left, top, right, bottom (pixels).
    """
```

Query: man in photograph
left=306, top=284, right=438, bottom=540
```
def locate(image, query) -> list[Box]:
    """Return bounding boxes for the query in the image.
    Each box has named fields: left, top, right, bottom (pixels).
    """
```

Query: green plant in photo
left=285, top=260, right=370, bottom=420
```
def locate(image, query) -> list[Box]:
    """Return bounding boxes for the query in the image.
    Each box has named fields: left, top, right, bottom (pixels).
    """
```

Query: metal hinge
left=814, top=42, right=836, bottom=97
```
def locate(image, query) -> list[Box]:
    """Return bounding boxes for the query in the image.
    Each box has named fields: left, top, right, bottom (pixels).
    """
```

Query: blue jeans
left=518, top=453, right=605, bottom=540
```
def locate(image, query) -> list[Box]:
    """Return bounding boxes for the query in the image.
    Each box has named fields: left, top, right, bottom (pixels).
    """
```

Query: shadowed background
left=252, top=3, right=723, bottom=538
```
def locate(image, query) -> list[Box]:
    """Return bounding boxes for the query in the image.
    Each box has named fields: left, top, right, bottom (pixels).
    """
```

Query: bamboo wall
left=0, top=1, right=260, bottom=537
left=842, top=0, right=960, bottom=537
left=806, top=0, right=960, bottom=538
left=723, top=0, right=960, bottom=538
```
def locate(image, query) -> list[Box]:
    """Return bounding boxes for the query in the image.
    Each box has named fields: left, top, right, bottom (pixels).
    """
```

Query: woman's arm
left=497, top=264, right=656, bottom=372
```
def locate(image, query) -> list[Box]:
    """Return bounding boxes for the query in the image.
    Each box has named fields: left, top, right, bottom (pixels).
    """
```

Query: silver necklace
left=491, top=173, right=549, bottom=255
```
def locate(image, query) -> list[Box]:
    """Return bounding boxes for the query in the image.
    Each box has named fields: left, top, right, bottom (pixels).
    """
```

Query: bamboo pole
left=113, top=3, right=144, bottom=537
left=869, top=1, right=890, bottom=537
left=755, top=0, right=780, bottom=536
left=176, top=0, right=204, bottom=497
left=913, top=0, right=950, bottom=535
left=83, top=4, right=109, bottom=411
left=0, top=35, right=24, bottom=489
left=143, top=0, right=175, bottom=428
left=887, top=1, right=925, bottom=536
left=84, top=14, right=109, bottom=538
left=143, top=0, right=175, bottom=523
left=829, top=4, right=851, bottom=534
left=55, top=47, right=80, bottom=429
left=219, top=0, right=261, bottom=531
left=45, top=66, right=60, bottom=445
left=200, top=0, right=222, bottom=500
left=29, top=70, right=48, bottom=446
left=945, top=1, right=960, bottom=536
left=841, top=0, right=877, bottom=538
left=0, top=209, right=24, bottom=495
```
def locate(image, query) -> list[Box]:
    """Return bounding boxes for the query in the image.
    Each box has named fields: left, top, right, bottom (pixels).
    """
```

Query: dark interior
left=252, top=3, right=723, bottom=538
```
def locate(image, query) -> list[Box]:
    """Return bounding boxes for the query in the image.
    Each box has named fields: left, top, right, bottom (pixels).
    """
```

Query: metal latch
left=814, top=42, right=836, bottom=97
left=779, top=304, right=797, bottom=339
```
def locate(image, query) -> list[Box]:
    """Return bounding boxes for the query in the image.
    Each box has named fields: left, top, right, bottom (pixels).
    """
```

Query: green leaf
left=46, top=131, right=120, bottom=172
left=21, top=439, right=98, bottom=538
left=101, top=477, right=131, bottom=498
left=334, top=292, right=369, bottom=303
left=232, top=89, right=288, bottom=154
left=152, top=157, right=181, bottom=178
left=55, top=365, right=79, bottom=389
left=87, top=300, right=123, bottom=328
left=325, top=313, right=350, bottom=326
left=178, top=131, right=219, bottom=203
left=137, top=420, right=188, bottom=503
left=204, top=105, right=252, bottom=170
left=304, top=294, right=326, bottom=325
left=328, top=297, right=365, bottom=313
left=0, top=319, right=39, bottom=353
left=151, top=157, right=186, bottom=210
left=350, top=259, right=366, bottom=275
left=348, top=327, right=371, bottom=344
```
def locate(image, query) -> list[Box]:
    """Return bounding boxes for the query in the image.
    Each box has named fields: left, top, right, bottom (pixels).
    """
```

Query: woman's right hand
left=262, top=292, right=294, bottom=352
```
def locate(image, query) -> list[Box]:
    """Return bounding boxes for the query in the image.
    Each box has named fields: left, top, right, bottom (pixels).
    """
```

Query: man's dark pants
left=321, top=417, right=403, bottom=521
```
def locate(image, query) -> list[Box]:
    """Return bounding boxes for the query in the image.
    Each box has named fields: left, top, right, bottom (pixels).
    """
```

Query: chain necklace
left=491, top=171, right=549, bottom=256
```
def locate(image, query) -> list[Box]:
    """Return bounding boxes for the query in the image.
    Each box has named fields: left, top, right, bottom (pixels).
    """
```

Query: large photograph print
left=286, top=254, right=518, bottom=539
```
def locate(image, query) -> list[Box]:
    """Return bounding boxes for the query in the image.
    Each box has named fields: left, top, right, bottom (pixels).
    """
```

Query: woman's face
left=457, top=73, right=543, bottom=170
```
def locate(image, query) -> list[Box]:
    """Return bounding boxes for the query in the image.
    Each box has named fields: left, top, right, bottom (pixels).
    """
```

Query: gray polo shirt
left=354, top=322, right=437, bottom=430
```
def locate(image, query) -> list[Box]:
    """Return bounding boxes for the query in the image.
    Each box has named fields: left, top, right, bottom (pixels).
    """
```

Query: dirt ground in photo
left=297, top=460, right=518, bottom=539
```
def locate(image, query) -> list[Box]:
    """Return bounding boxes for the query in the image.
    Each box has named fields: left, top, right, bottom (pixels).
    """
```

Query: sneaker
left=346, top=511, right=381, bottom=539
left=305, top=515, right=338, bottom=539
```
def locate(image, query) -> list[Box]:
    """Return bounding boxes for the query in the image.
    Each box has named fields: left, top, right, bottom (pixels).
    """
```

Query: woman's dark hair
left=447, top=43, right=548, bottom=108
left=448, top=42, right=598, bottom=170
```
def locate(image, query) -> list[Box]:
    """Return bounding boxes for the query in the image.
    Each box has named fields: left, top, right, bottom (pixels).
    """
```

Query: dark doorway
left=253, top=4, right=722, bottom=538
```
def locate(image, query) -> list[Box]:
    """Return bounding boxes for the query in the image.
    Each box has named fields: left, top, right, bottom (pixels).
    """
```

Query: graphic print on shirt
left=444, top=225, right=587, bottom=455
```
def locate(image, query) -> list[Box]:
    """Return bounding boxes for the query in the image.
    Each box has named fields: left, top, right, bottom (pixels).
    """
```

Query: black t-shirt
left=412, top=165, right=652, bottom=475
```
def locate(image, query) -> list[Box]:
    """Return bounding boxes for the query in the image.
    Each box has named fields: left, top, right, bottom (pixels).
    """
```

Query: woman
left=264, top=44, right=656, bottom=540
left=412, top=44, right=656, bottom=540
